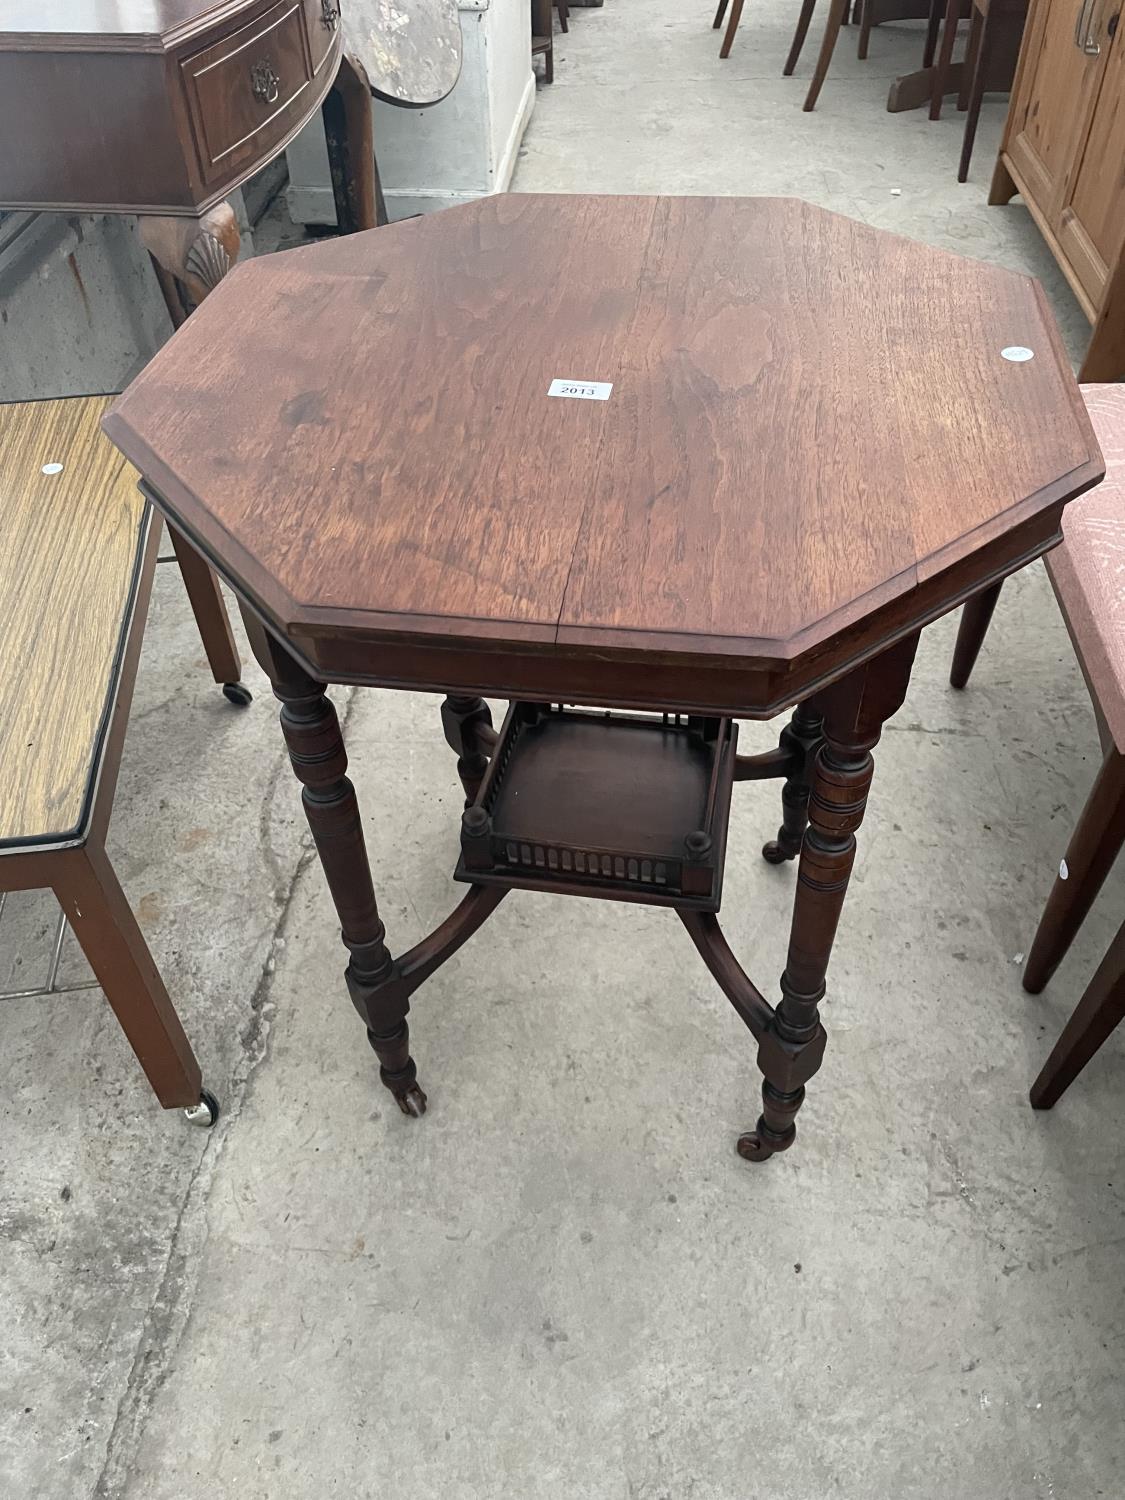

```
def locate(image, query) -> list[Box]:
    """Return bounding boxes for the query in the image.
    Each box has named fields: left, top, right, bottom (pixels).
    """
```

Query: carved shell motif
left=184, top=232, right=234, bottom=294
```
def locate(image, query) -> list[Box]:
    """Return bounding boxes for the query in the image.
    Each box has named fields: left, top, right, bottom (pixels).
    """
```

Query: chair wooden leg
left=857, top=0, right=875, bottom=60
left=713, top=0, right=729, bottom=29
left=719, top=0, right=747, bottom=57
left=922, top=0, right=943, bottom=66
left=957, top=5, right=981, bottom=108
left=167, top=525, right=249, bottom=702
left=1031, top=918, right=1125, bottom=1109
left=803, top=0, right=849, bottom=109
left=949, top=580, right=1003, bottom=689
left=53, top=845, right=204, bottom=1111
left=1023, top=748, right=1125, bottom=995
left=784, top=0, right=818, bottom=74
left=957, top=9, right=989, bottom=180
left=556, top=0, right=569, bottom=31
left=930, top=0, right=961, bottom=119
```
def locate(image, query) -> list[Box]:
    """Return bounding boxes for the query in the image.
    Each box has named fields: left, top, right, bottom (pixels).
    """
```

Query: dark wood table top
left=105, top=194, right=1103, bottom=716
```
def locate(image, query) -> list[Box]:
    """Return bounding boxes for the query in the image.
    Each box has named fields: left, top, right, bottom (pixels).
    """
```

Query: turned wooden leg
left=803, top=0, right=849, bottom=110
left=1023, top=748, right=1125, bottom=995
left=720, top=0, right=747, bottom=56
left=1030, top=918, right=1125, bottom=1108
left=53, top=845, right=205, bottom=1112
left=784, top=0, right=818, bottom=74
left=740, top=634, right=919, bottom=1161
left=762, top=698, right=825, bottom=864
left=441, top=694, right=496, bottom=805
left=322, top=51, right=386, bottom=232
left=949, top=580, right=1003, bottom=689
left=242, top=611, right=426, bottom=1116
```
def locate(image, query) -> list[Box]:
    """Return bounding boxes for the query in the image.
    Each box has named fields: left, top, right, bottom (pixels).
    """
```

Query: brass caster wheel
left=395, top=1085, right=427, bottom=1118
left=222, top=681, right=253, bottom=707
left=184, top=1088, right=220, bottom=1128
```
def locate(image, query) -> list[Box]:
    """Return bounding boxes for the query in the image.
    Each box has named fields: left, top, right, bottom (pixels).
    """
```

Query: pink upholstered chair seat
left=1046, top=385, right=1125, bottom=751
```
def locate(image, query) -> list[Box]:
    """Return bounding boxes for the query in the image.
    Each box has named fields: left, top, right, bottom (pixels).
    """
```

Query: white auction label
left=1001, top=346, right=1035, bottom=362
left=548, top=379, right=613, bottom=401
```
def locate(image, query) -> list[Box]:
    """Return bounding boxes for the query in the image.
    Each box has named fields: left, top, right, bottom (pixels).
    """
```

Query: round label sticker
left=1001, top=346, right=1035, bottom=363
left=41, top=462, right=63, bottom=475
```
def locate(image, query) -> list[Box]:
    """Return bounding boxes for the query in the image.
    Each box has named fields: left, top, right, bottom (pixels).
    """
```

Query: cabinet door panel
left=1062, top=8, right=1125, bottom=305
left=1007, top=0, right=1105, bottom=219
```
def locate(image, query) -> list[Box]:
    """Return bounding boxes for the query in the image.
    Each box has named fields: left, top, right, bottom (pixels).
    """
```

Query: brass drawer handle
left=321, top=0, right=341, bottom=28
left=250, top=58, right=281, bottom=104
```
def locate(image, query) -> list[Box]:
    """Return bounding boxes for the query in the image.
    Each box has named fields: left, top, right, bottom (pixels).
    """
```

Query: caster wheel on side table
left=761, top=839, right=793, bottom=865
left=222, top=681, right=253, bottom=707
left=395, top=1085, right=428, bottom=1118
left=184, top=1088, right=220, bottom=1128
left=737, top=1128, right=792, bottom=1162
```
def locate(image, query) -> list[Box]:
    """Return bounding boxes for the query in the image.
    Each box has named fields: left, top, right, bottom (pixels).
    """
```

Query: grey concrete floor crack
left=89, top=686, right=359, bottom=1500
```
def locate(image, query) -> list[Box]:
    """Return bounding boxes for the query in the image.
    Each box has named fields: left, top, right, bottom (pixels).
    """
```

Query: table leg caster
left=222, top=681, right=253, bottom=707
left=184, top=1088, right=220, bottom=1128
left=736, top=1125, right=794, bottom=1162
left=394, top=1084, right=428, bottom=1118
left=761, top=837, right=797, bottom=864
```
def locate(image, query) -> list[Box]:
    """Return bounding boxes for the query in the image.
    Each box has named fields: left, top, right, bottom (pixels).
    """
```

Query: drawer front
left=304, top=0, right=341, bottom=74
left=181, top=0, right=315, bottom=187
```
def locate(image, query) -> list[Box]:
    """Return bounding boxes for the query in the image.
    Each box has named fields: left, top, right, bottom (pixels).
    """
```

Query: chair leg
left=1023, top=748, right=1125, bottom=995
left=922, top=0, right=943, bottom=66
left=713, top=0, right=729, bottom=28
left=719, top=0, right=747, bottom=57
left=167, top=525, right=250, bottom=704
left=957, top=9, right=990, bottom=181
left=785, top=0, right=818, bottom=73
left=53, top=845, right=205, bottom=1112
left=1030, top=918, right=1125, bottom=1109
left=857, top=0, right=875, bottom=60
left=949, top=580, right=1003, bottom=689
left=930, top=0, right=961, bottom=120
left=803, top=0, right=849, bottom=109
left=556, top=0, right=568, bottom=31
left=957, top=4, right=981, bottom=108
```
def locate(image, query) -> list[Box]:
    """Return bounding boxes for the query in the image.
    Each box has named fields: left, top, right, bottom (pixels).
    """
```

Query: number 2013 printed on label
left=548, top=379, right=613, bottom=401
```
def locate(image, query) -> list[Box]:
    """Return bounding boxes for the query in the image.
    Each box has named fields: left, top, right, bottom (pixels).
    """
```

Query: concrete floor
left=4, top=1, right=1125, bottom=1496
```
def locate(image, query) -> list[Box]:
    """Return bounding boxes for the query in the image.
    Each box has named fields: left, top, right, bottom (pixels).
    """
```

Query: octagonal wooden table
left=104, top=194, right=1103, bottom=1163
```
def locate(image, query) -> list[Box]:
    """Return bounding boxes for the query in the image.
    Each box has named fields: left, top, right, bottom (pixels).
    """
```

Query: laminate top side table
left=104, top=195, right=1103, bottom=1164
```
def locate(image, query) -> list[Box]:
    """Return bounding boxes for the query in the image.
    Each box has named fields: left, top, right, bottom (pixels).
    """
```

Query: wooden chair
left=0, top=396, right=217, bottom=1126
left=950, top=383, right=1125, bottom=1106
left=956, top=0, right=1028, bottom=180
left=532, top=0, right=556, bottom=82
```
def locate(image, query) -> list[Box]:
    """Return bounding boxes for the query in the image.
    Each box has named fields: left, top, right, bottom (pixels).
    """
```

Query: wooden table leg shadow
left=244, top=599, right=916, bottom=1161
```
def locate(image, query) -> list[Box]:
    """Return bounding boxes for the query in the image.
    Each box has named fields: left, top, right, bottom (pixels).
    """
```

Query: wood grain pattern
left=0, top=396, right=148, bottom=846
left=105, top=194, right=1102, bottom=711
left=0, top=0, right=340, bottom=215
